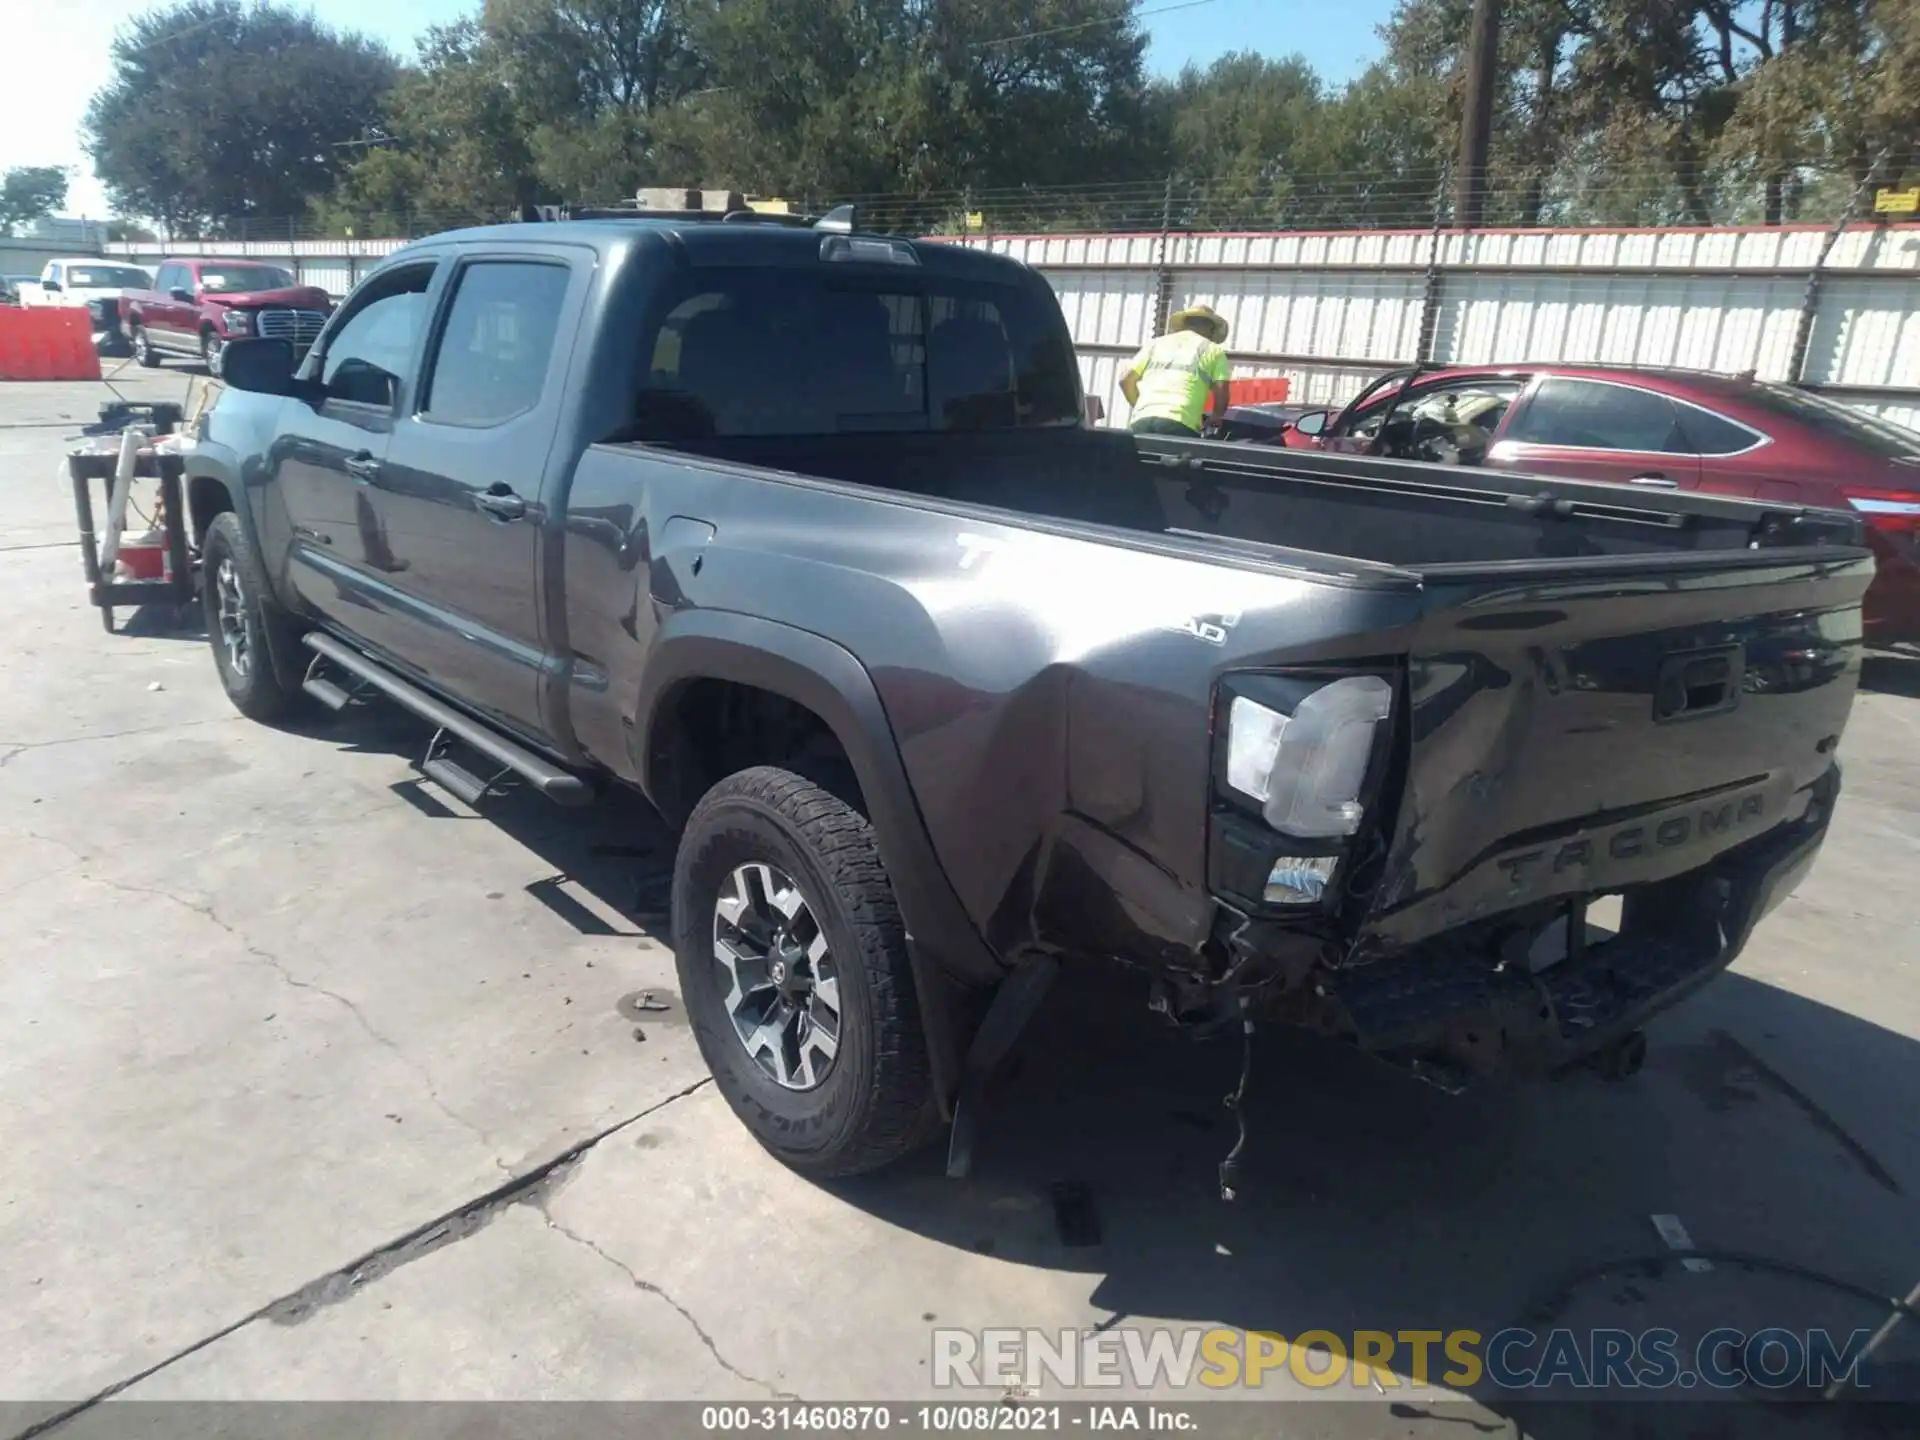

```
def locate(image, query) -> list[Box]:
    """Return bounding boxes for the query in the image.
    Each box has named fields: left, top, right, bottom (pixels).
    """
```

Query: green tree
left=1717, top=1, right=1920, bottom=213
left=681, top=0, right=1150, bottom=212
left=483, top=0, right=708, bottom=199
left=326, top=20, right=540, bottom=231
left=1158, top=52, right=1325, bottom=223
left=84, top=0, right=399, bottom=234
left=0, top=166, right=69, bottom=235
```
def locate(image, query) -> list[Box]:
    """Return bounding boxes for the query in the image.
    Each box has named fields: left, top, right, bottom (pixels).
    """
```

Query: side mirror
left=1085, top=395, right=1106, bottom=425
left=169, top=286, right=195, bottom=303
left=327, top=356, right=399, bottom=409
left=220, top=339, right=301, bottom=396
left=40, top=279, right=61, bottom=293
left=1289, top=409, right=1331, bottom=438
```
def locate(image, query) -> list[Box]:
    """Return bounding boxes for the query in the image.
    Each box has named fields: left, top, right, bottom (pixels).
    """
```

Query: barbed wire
left=108, top=156, right=1916, bottom=247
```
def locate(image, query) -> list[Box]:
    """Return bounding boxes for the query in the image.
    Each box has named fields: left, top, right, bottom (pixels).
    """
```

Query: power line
left=969, top=0, right=1220, bottom=50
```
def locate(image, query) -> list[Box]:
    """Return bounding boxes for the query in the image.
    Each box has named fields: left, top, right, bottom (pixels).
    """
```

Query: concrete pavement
left=1, top=371, right=1915, bottom=1438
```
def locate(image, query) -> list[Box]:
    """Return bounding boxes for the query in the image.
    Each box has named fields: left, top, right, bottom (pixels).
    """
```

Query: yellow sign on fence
left=1874, top=187, right=1920, bottom=215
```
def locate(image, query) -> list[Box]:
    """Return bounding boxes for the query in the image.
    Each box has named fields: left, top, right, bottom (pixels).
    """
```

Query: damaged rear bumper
left=1314, top=763, right=1839, bottom=1086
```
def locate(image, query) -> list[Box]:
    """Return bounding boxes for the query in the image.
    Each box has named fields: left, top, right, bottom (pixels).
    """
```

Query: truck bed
left=609, top=426, right=1871, bottom=965
left=648, top=426, right=1864, bottom=571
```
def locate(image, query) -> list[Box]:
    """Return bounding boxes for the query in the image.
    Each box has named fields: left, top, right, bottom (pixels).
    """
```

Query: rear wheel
left=200, top=512, right=301, bottom=722
left=672, top=766, right=939, bottom=1177
left=132, top=326, right=160, bottom=368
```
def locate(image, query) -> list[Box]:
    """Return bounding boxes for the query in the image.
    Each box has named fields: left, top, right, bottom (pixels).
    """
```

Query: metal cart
left=67, top=401, right=196, bottom=633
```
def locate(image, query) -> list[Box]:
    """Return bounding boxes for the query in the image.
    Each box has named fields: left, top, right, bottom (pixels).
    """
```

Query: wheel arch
left=636, top=609, right=1005, bottom=1115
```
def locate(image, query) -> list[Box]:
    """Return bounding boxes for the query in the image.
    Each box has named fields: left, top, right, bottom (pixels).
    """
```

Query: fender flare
left=184, top=448, right=304, bottom=692
left=635, top=608, right=1005, bottom=1113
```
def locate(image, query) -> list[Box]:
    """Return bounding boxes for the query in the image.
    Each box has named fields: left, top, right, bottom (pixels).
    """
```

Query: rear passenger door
left=1488, top=376, right=1702, bottom=491
left=375, top=252, right=582, bottom=741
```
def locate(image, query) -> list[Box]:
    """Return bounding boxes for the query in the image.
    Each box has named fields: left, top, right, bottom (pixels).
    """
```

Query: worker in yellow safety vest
left=1119, top=304, right=1231, bottom=437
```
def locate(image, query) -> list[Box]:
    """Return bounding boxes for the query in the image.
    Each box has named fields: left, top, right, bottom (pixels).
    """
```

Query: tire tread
left=202, top=511, right=301, bottom=723
left=678, top=765, right=940, bottom=1177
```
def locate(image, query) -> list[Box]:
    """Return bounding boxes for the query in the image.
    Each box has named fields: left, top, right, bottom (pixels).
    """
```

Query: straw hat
left=1169, top=303, right=1229, bottom=342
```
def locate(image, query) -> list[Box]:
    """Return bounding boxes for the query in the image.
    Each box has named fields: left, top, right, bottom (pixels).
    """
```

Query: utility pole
left=1454, top=0, right=1502, bottom=228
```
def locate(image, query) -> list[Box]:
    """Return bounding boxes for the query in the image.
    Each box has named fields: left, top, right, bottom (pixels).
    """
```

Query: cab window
left=420, top=261, right=570, bottom=427
left=1506, top=378, right=1690, bottom=454
left=318, top=263, right=435, bottom=409
left=1344, top=378, right=1523, bottom=464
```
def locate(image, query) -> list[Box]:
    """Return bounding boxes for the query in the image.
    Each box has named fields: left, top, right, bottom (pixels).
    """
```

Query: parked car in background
left=2, top=274, right=41, bottom=305
left=122, top=259, right=332, bottom=377
left=1275, top=364, right=1920, bottom=643
left=22, top=258, right=151, bottom=310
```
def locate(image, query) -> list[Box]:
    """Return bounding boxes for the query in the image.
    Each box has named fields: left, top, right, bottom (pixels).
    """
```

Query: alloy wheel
left=214, top=557, right=250, bottom=680
left=711, top=862, right=841, bottom=1090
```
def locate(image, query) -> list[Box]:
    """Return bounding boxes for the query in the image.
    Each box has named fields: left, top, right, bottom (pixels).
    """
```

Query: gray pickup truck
left=182, top=208, right=1872, bottom=1186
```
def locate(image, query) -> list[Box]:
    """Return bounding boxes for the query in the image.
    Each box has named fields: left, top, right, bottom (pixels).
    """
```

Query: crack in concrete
left=538, top=1209, right=802, bottom=1402
left=5, top=1077, right=713, bottom=1440
left=8, top=825, right=502, bottom=1165
left=0, top=717, right=239, bottom=768
left=55, top=858, right=503, bottom=1160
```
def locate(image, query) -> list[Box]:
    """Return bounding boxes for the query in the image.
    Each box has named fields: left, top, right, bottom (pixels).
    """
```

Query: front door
left=1487, top=376, right=1703, bottom=492
left=374, top=253, right=580, bottom=740
left=273, top=259, right=440, bottom=655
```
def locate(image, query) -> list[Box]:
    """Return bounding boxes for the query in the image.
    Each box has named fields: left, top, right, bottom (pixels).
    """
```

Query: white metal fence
left=107, top=220, right=1920, bottom=427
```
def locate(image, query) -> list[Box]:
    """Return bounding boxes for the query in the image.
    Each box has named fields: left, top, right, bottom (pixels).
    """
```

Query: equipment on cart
left=67, top=399, right=198, bottom=633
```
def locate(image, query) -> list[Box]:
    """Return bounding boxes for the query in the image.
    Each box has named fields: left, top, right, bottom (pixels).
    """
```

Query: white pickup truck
left=23, top=257, right=152, bottom=310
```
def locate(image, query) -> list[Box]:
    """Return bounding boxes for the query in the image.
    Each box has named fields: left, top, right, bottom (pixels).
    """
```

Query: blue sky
left=5, top=0, right=1398, bottom=218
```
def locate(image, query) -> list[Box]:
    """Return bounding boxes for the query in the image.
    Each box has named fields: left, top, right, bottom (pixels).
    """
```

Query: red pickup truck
left=124, top=258, right=331, bottom=378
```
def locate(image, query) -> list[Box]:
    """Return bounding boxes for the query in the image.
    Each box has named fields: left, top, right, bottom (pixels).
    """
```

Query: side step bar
left=301, top=631, right=593, bottom=808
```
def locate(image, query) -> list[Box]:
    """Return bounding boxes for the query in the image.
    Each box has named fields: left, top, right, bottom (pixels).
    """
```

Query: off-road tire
left=132, top=326, right=160, bottom=368
left=673, top=766, right=939, bottom=1176
left=201, top=511, right=301, bottom=722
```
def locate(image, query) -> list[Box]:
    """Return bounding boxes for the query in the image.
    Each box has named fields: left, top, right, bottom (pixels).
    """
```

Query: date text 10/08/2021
left=703, top=1407, right=1193, bottom=1432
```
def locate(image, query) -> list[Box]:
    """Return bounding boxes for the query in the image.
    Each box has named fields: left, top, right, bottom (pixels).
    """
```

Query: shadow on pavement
left=1861, top=650, right=1920, bottom=700
left=300, top=698, right=1918, bottom=1439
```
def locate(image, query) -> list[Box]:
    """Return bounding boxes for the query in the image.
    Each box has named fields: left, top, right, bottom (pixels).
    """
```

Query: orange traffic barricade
left=0, top=306, right=104, bottom=381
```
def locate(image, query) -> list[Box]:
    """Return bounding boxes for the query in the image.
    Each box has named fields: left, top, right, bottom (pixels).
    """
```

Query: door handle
left=1629, top=473, right=1678, bottom=488
left=343, top=452, right=381, bottom=483
left=474, top=485, right=528, bottom=522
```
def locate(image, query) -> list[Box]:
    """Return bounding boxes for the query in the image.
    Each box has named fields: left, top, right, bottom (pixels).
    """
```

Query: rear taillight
left=1841, top=487, right=1920, bottom=537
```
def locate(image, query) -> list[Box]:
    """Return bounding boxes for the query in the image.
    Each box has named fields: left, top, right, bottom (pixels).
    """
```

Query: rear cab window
left=628, top=263, right=1081, bottom=440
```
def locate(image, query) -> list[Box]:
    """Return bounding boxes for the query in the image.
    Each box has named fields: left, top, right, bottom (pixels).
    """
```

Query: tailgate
left=1361, top=546, right=1873, bottom=948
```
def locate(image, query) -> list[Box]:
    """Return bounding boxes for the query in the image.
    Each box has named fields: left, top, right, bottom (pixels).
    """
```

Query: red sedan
left=1276, top=364, right=1920, bottom=643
